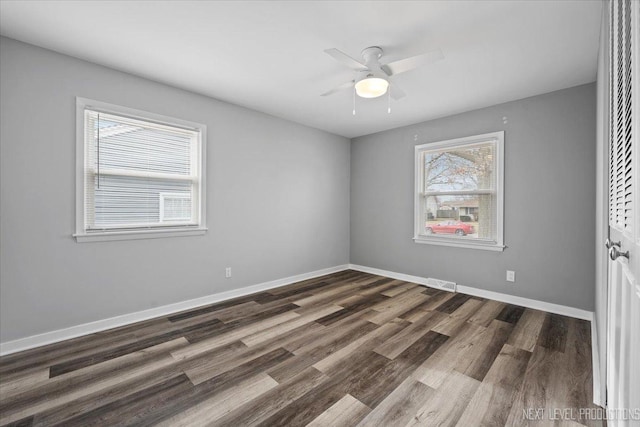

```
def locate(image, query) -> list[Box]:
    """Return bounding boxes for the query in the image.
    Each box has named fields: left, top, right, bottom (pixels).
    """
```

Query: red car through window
left=425, top=220, right=475, bottom=236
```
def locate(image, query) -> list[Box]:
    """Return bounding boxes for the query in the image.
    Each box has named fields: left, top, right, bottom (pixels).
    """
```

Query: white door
left=605, top=1, right=640, bottom=425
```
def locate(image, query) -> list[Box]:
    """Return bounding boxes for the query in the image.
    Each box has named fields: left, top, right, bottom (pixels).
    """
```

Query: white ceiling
left=0, top=1, right=602, bottom=138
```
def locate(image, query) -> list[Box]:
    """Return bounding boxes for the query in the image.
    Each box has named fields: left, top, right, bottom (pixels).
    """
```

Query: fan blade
left=321, top=80, right=354, bottom=97
left=390, top=82, right=406, bottom=100
left=381, top=49, right=444, bottom=76
left=324, top=48, right=367, bottom=71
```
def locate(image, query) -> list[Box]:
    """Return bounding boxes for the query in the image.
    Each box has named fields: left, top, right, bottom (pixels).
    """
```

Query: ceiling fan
left=321, top=46, right=444, bottom=100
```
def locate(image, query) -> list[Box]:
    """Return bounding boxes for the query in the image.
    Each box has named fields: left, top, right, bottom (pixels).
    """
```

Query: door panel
left=606, top=236, right=639, bottom=425
left=606, top=241, right=638, bottom=422
left=605, top=1, right=639, bottom=426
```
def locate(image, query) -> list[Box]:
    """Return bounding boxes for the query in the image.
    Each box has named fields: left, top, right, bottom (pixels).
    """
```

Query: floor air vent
left=426, top=278, right=457, bottom=293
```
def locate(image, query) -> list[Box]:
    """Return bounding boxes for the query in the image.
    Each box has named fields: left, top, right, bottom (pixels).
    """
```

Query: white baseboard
left=0, top=264, right=350, bottom=356
left=591, top=317, right=604, bottom=407
left=349, top=264, right=594, bottom=321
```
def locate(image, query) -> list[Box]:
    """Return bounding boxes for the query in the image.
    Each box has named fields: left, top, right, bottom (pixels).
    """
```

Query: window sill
left=74, top=227, right=208, bottom=243
left=413, top=236, right=505, bottom=252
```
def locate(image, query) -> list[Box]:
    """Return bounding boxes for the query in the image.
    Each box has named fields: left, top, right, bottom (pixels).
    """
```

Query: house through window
left=414, top=131, right=504, bottom=251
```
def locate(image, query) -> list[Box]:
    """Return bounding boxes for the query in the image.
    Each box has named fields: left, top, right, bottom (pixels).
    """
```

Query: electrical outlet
left=506, top=270, right=515, bottom=282
left=225, top=267, right=232, bottom=278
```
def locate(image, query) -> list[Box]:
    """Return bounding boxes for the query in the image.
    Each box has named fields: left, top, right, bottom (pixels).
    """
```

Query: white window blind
left=75, top=99, right=206, bottom=241
left=609, top=0, right=633, bottom=234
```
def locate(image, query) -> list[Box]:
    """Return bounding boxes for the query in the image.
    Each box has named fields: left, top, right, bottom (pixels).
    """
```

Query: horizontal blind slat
left=84, top=109, right=200, bottom=230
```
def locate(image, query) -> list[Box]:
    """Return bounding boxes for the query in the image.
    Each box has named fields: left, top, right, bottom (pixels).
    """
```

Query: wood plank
left=338, top=292, right=390, bottom=313
left=357, top=277, right=396, bottom=289
left=269, top=319, right=379, bottom=383
left=347, top=278, right=400, bottom=298
left=467, top=299, right=507, bottom=327
left=365, top=288, right=430, bottom=325
left=180, top=322, right=324, bottom=385
left=131, top=348, right=293, bottom=426
left=368, top=286, right=427, bottom=312
left=409, top=371, right=480, bottom=426
left=356, top=379, right=434, bottom=427
left=289, top=317, right=378, bottom=356
left=417, top=291, right=456, bottom=311
left=1, top=337, right=188, bottom=409
left=4, top=415, right=33, bottom=427
left=314, top=308, right=355, bottom=326
left=431, top=298, right=484, bottom=336
left=210, top=367, right=328, bottom=426
left=414, top=322, right=487, bottom=389
left=293, top=280, right=363, bottom=306
left=504, top=344, right=568, bottom=426
left=255, top=377, right=348, bottom=426
left=374, top=310, right=447, bottom=359
left=47, top=374, right=195, bottom=427
left=241, top=304, right=342, bottom=346
left=495, top=303, right=526, bottom=324
left=281, top=307, right=374, bottom=354
left=307, top=394, right=371, bottom=427
left=380, top=281, right=419, bottom=297
left=0, top=352, right=180, bottom=425
left=422, top=286, right=444, bottom=295
left=49, top=320, right=219, bottom=377
left=456, top=344, right=531, bottom=427
left=266, top=271, right=356, bottom=295
left=170, top=310, right=299, bottom=362
left=536, top=312, right=569, bottom=352
left=454, top=319, right=513, bottom=381
left=166, top=294, right=263, bottom=322
left=31, top=363, right=186, bottom=426
left=0, top=369, right=49, bottom=401
left=351, top=331, right=449, bottom=408
left=562, top=318, right=604, bottom=427
left=435, top=293, right=474, bottom=314
left=155, top=374, right=278, bottom=426
left=253, top=277, right=340, bottom=302
left=266, top=354, right=318, bottom=384
left=0, top=332, right=141, bottom=379
left=506, top=308, right=547, bottom=352
left=178, top=302, right=302, bottom=344
left=313, top=318, right=409, bottom=374
left=206, top=300, right=262, bottom=323
left=399, top=306, right=431, bottom=323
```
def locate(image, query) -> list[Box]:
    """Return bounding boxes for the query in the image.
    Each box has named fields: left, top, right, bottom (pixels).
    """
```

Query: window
left=414, top=131, right=504, bottom=251
left=75, top=98, right=206, bottom=242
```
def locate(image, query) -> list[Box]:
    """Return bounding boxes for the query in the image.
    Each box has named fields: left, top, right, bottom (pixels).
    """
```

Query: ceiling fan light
left=355, top=77, right=389, bottom=98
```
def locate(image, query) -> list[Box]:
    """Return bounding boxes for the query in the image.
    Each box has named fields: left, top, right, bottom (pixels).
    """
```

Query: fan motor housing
left=361, top=46, right=383, bottom=63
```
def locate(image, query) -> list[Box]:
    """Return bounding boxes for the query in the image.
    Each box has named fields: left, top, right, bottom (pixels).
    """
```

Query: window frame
left=74, top=98, right=207, bottom=242
left=413, top=131, right=505, bottom=251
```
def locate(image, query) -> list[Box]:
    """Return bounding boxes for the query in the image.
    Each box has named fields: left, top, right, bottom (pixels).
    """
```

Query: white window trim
left=413, top=131, right=505, bottom=252
left=74, top=98, right=207, bottom=242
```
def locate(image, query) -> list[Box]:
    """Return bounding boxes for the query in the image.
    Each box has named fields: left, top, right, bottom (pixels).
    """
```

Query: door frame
left=594, top=0, right=609, bottom=408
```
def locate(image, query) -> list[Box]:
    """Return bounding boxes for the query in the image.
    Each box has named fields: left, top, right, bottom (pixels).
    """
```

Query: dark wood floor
left=0, top=270, right=602, bottom=426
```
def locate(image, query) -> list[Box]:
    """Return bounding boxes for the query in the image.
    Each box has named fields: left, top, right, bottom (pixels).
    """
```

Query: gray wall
left=351, top=83, right=596, bottom=311
left=0, top=37, right=350, bottom=343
